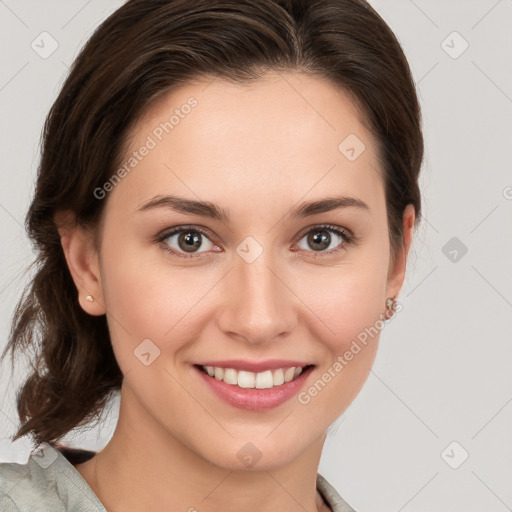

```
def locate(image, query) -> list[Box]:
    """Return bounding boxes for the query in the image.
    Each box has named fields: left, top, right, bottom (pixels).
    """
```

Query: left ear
left=386, top=204, right=416, bottom=298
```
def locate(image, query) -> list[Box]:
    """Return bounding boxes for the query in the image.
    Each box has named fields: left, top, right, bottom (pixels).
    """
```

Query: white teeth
left=273, top=368, right=285, bottom=386
left=237, top=370, right=255, bottom=388
left=223, top=368, right=237, bottom=385
left=202, top=365, right=308, bottom=389
left=284, top=367, right=295, bottom=382
left=255, top=370, right=273, bottom=389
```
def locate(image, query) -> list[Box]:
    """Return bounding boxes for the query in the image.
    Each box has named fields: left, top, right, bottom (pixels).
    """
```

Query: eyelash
left=154, top=224, right=357, bottom=260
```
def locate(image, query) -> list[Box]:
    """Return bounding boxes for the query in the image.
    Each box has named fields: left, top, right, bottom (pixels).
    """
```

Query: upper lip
left=194, top=359, right=313, bottom=372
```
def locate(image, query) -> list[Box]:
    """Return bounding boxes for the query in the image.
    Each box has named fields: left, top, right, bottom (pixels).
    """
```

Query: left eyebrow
left=135, top=194, right=369, bottom=222
left=290, top=195, right=370, bottom=219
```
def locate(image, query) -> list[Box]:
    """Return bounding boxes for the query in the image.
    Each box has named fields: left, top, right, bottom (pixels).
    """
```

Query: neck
left=80, top=382, right=330, bottom=512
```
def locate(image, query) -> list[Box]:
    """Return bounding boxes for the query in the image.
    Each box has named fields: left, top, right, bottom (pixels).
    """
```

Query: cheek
left=295, top=258, right=388, bottom=349
left=335, top=276, right=387, bottom=348
left=97, top=231, right=170, bottom=360
left=99, top=237, right=215, bottom=367
left=294, top=270, right=386, bottom=421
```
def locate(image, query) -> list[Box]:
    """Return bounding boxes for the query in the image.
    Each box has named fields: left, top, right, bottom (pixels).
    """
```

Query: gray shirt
left=0, top=443, right=357, bottom=511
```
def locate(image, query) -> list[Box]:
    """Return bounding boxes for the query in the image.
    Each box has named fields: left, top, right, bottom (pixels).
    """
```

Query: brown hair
left=1, top=0, right=423, bottom=449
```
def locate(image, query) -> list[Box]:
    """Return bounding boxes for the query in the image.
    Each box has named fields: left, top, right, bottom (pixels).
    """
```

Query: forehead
left=108, top=71, right=384, bottom=217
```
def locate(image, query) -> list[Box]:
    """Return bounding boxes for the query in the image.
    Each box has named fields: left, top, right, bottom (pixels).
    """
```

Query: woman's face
left=83, top=71, right=412, bottom=470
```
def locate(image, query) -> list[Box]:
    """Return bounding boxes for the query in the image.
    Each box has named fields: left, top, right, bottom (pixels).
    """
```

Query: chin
left=193, top=430, right=318, bottom=473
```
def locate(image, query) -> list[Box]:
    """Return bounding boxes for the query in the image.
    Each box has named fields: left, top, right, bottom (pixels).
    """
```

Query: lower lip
left=193, top=365, right=314, bottom=411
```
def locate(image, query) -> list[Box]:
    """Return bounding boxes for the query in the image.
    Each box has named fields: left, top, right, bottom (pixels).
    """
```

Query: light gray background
left=1, top=1, right=511, bottom=511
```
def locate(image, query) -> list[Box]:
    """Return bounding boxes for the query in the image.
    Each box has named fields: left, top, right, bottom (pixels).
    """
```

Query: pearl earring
left=85, top=295, right=94, bottom=302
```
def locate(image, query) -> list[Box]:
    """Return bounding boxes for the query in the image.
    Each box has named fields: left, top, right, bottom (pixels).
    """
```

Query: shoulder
left=1, top=486, right=20, bottom=512
left=0, top=446, right=65, bottom=511
left=0, top=443, right=105, bottom=512
left=317, top=473, right=359, bottom=512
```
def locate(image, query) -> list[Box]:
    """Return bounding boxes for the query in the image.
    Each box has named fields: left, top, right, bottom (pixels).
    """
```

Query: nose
left=216, top=251, right=297, bottom=345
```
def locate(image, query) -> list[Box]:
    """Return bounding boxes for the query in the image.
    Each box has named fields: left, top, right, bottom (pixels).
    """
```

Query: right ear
left=54, top=210, right=106, bottom=316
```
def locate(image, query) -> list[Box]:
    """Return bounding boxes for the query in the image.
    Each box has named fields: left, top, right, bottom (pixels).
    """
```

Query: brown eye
left=175, top=230, right=203, bottom=253
left=296, top=225, right=352, bottom=254
left=306, top=229, right=331, bottom=251
left=159, top=227, right=218, bottom=258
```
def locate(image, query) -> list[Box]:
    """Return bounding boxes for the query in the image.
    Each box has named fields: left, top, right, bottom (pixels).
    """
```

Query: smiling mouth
left=195, top=364, right=315, bottom=389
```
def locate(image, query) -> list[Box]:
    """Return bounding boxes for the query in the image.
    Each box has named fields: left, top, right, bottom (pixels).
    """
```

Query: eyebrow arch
left=291, top=195, right=369, bottom=219
left=135, top=194, right=369, bottom=222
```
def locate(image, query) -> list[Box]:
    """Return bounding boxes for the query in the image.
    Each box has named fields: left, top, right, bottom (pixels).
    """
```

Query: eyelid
left=154, top=225, right=219, bottom=258
left=292, top=223, right=356, bottom=257
left=156, top=224, right=217, bottom=242
left=294, top=223, right=354, bottom=244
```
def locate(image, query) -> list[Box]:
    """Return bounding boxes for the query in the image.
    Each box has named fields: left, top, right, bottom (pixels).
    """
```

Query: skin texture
left=57, top=71, right=415, bottom=512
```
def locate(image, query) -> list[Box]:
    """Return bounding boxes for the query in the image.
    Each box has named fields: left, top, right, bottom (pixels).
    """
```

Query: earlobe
left=54, top=210, right=106, bottom=316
